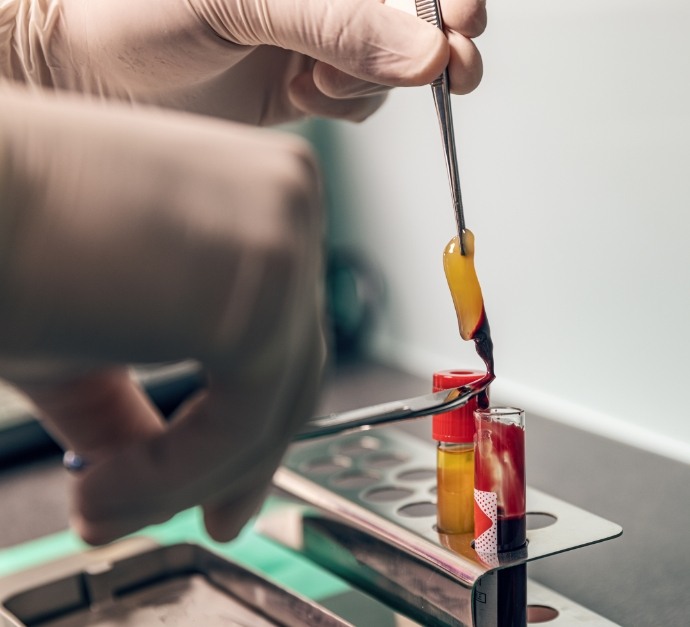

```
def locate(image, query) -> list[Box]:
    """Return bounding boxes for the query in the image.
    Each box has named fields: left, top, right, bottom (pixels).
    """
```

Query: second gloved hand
left=0, top=82, right=325, bottom=544
left=2, top=0, right=486, bottom=124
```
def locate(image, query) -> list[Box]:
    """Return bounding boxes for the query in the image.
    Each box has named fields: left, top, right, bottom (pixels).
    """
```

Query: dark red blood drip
left=463, top=371, right=494, bottom=410
left=471, top=308, right=494, bottom=377
left=471, top=303, right=525, bottom=625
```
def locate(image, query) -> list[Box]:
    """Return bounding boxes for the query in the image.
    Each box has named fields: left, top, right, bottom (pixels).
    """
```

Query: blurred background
left=322, top=0, right=690, bottom=464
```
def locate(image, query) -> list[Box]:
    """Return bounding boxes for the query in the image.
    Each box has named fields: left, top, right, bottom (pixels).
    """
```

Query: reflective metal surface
left=267, top=429, right=622, bottom=626
left=526, top=579, right=619, bottom=626
left=298, top=376, right=492, bottom=440
left=0, top=540, right=350, bottom=627
left=415, top=0, right=467, bottom=248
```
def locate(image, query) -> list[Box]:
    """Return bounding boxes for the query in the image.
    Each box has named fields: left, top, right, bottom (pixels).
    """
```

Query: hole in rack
left=300, top=455, right=351, bottom=475
left=397, top=468, right=436, bottom=482
left=330, top=470, right=379, bottom=490
left=527, top=605, right=559, bottom=623
left=526, top=512, right=558, bottom=530
left=363, top=451, right=409, bottom=468
left=363, top=486, right=415, bottom=503
left=335, top=436, right=381, bottom=454
left=398, top=501, right=437, bottom=518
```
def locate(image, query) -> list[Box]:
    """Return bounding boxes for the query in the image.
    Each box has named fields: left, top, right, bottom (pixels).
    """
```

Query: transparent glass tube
left=474, top=407, right=526, bottom=552
left=474, top=407, right=527, bottom=627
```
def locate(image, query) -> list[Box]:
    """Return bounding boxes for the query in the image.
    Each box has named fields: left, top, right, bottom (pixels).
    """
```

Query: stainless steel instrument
left=296, top=375, right=491, bottom=440
left=63, top=375, right=493, bottom=470
left=415, top=0, right=467, bottom=253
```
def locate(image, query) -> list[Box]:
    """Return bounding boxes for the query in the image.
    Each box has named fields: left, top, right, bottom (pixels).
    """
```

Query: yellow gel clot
left=443, top=229, right=486, bottom=341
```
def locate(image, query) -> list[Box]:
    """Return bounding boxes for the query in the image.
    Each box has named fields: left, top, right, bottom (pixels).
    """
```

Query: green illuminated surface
left=0, top=505, right=348, bottom=602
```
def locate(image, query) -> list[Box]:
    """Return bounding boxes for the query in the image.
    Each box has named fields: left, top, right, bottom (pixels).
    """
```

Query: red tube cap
left=432, top=370, right=488, bottom=443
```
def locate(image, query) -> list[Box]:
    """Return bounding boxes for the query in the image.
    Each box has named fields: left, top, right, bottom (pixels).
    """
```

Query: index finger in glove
left=73, top=327, right=323, bottom=545
left=72, top=384, right=276, bottom=544
left=290, top=0, right=487, bottom=99
left=439, top=0, right=486, bottom=94
left=202, top=329, right=323, bottom=541
left=440, top=0, right=488, bottom=39
left=197, top=0, right=449, bottom=87
left=14, top=367, right=166, bottom=462
left=288, top=69, right=388, bottom=121
left=311, top=33, right=482, bottom=99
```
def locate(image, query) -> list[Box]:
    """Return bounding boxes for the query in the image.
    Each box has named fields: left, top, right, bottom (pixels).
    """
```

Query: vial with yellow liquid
left=433, top=369, right=489, bottom=535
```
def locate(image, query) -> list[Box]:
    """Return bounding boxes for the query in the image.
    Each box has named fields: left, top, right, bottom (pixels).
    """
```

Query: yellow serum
left=437, top=442, right=475, bottom=534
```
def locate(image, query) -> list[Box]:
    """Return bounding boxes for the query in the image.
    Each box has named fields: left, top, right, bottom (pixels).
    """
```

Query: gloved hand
left=0, top=0, right=487, bottom=547
left=0, top=81, right=325, bottom=544
left=2, top=0, right=486, bottom=125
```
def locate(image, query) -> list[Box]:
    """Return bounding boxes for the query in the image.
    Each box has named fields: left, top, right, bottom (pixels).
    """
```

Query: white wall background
left=328, top=0, right=690, bottom=463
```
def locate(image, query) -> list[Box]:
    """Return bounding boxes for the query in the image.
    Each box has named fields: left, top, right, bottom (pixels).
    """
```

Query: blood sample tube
left=474, top=406, right=527, bottom=626
left=433, top=370, right=489, bottom=535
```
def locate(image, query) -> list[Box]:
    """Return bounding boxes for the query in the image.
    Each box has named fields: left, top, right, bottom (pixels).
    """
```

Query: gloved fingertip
left=372, top=21, right=450, bottom=87
left=447, top=32, right=484, bottom=95
left=205, top=521, right=244, bottom=543
left=202, top=485, right=269, bottom=543
left=71, top=514, right=118, bottom=547
left=202, top=509, right=245, bottom=543
left=288, top=73, right=387, bottom=123
left=72, top=507, right=176, bottom=546
left=312, top=3, right=449, bottom=88
left=312, top=63, right=392, bottom=99
left=408, top=28, right=452, bottom=86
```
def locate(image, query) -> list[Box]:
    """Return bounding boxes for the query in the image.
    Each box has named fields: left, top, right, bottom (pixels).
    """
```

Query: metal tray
left=0, top=539, right=349, bottom=627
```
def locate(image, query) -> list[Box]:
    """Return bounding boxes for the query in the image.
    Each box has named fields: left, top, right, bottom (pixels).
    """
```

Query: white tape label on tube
left=474, top=488, right=498, bottom=556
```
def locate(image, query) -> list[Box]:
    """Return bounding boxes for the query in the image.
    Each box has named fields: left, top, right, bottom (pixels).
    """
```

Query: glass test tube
left=474, top=407, right=527, bottom=627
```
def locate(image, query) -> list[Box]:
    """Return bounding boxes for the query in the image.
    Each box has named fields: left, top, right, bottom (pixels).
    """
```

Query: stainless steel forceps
left=63, top=375, right=493, bottom=470
left=415, top=0, right=466, bottom=253
left=296, top=374, right=492, bottom=440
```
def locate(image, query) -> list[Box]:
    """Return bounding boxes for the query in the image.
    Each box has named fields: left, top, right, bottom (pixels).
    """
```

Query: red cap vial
left=432, top=370, right=487, bottom=443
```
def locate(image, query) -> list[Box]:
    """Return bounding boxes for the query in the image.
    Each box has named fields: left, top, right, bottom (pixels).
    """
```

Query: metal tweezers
left=414, top=0, right=467, bottom=253
left=63, top=376, right=492, bottom=470
left=296, top=375, right=492, bottom=440
left=296, top=0, right=486, bottom=440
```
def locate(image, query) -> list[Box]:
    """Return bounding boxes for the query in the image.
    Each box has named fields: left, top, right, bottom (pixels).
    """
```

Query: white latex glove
left=0, top=81, right=325, bottom=544
left=1, top=0, right=486, bottom=125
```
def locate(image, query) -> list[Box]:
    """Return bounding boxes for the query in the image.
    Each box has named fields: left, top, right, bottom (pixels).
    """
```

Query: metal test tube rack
left=262, top=429, right=622, bottom=626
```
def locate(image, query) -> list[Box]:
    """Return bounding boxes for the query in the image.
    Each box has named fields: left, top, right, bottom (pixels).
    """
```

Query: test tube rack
left=261, top=428, right=623, bottom=626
